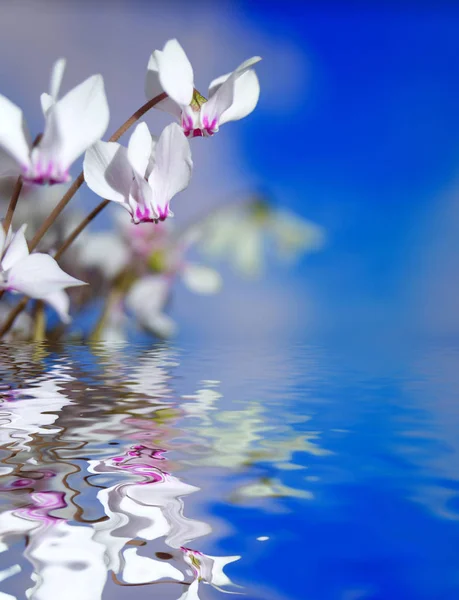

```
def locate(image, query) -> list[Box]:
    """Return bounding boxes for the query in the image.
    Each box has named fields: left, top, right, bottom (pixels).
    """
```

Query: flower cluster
left=0, top=38, right=323, bottom=340
left=0, top=38, right=262, bottom=336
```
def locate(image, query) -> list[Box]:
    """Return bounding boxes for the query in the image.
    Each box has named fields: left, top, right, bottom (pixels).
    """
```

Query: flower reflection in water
left=0, top=344, right=243, bottom=599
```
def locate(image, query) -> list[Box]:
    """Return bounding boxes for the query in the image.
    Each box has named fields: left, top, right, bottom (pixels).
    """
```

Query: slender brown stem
left=54, top=200, right=109, bottom=261
left=108, top=92, right=167, bottom=143
left=28, top=172, right=85, bottom=252
left=0, top=92, right=168, bottom=338
left=3, top=177, right=23, bottom=234
left=0, top=298, right=28, bottom=337
left=28, top=92, right=168, bottom=254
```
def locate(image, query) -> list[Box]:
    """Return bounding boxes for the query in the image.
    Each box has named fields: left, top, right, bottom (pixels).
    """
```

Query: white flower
left=84, top=121, right=192, bottom=223
left=198, top=200, right=325, bottom=278
left=0, top=59, right=109, bottom=184
left=125, top=275, right=176, bottom=338
left=145, top=39, right=261, bottom=138
left=0, top=225, right=86, bottom=322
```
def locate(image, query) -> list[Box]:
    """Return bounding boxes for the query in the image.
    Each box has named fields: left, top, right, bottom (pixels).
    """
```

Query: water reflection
left=0, top=344, right=243, bottom=599
left=1, top=342, right=459, bottom=599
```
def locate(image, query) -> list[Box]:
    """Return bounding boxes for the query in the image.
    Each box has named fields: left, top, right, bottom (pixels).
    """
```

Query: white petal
left=147, top=312, right=177, bottom=338
left=1, top=225, right=29, bottom=272
left=205, top=56, right=261, bottom=126
left=0, top=94, right=31, bottom=169
left=49, top=58, right=66, bottom=101
left=157, top=39, right=194, bottom=107
left=41, top=58, right=67, bottom=115
left=145, top=50, right=182, bottom=118
left=83, top=141, right=132, bottom=203
left=218, top=70, right=260, bottom=125
left=39, top=74, right=110, bottom=171
left=42, top=290, right=71, bottom=323
left=145, top=50, right=163, bottom=98
left=182, top=264, right=222, bottom=295
left=6, top=254, right=86, bottom=299
left=127, top=122, right=152, bottom=178
left=208, top=56, right=262, bottom=96
left=232, top=223, right=264, bottom=277
left=126, top=275, right=169, bottom=318
left=148, top=123, right=192, bottom=216
left=40, top=93, right=53, bottom=116
left=0, top=149, right=21, bottom=178
left=78, top=231, right=129, bottom=279
left=126, top=275, right=175, bottom=336
left=0, top=225, right=5, bottom=258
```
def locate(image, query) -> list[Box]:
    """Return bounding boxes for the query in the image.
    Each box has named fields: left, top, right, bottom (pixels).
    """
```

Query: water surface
left=0, top=341, right=458, bottom=600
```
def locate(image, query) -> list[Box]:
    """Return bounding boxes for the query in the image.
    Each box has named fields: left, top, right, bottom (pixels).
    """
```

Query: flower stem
left=54, top=200, right=109, bottom=261
left=3, top=177, right=23, bottom=234
left=32, top=301, right=46, bottom=341
left=0, top=298, right=28, bottom=338
left=0, top=92, right=168, bottom=338
left=28, top=91, right=168, bottom=253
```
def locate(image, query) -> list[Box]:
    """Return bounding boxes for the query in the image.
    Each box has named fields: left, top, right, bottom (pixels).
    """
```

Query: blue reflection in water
left=0, top=341, right=458, bottom=599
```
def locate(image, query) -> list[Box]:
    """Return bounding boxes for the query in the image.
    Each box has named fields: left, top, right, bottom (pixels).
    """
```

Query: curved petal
left=218, top=70, right=260, bottom=125
left=49, top=58, right=66, bottom=101
left=148, top=123, right=192, bottom=217
left=127, top=122, right=153, bottom=178
left=126, top=275, right=174, bottom=337
left=145, top=50, right=163, bottom=99
left=182, top=263, right=222, bottom=295
left=39, top=74, right=110, bottom=172
left=1, top=225, right=29, bottom=272
left=84, top=141, right=132, bottom=203
left=0, top=94, right=31, bottom=170
left=40, top=93, right=53, bottom=116
left=42, top=289, right=71, bottom=323
left=145, top=50, right=182, bottom=118
left=208, top=56, right=262, bottom=96
left=157, top=39, right=194, bottom=107
left=6, top=254, right=86, bottom=299
left=128, top=174, right=155, bottom=223
left=0, top=149, right=22, bottom=178
left=205, top=56, right=261, bottom=126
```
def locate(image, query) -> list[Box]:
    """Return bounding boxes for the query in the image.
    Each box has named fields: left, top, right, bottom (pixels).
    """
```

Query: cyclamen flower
left=0, top=59, right=109, bottom=184
left=0, top=225, right=86, bottom=322
left=145, top=39, right=261, bottom=138
left=84, top=121, right=192, bottom=223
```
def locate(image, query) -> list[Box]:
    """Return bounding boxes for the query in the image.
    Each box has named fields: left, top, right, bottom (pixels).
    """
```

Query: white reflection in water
left=0, top=345, right=242, bottom=600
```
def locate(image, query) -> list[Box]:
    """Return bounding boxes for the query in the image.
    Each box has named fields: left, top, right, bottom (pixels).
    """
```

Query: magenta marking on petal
left=11, top=478, right=34, bottom=488
left=157, top=204, right=169, bottom=221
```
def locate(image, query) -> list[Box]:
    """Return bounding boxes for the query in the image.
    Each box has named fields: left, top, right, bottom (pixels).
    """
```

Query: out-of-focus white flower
left=0, top=59, right=109, bottom=184
left=145, top=39, right=261, bottom=138
left=125, top=275, right=176, bottom=338
left=0, top=225, right=86, bottom=322
left=198, top=200, right=325, bottom=278
left=84, top=121, right=192, bottom=223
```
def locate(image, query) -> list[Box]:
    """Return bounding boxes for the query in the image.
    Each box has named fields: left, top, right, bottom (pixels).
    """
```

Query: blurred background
left=0, top=0, right=459, bottom=344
